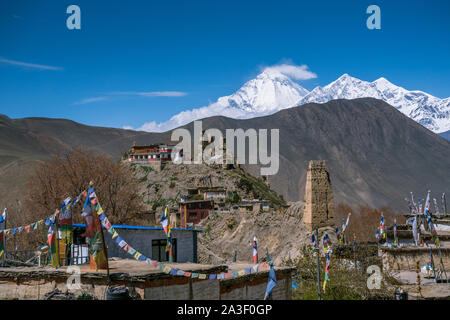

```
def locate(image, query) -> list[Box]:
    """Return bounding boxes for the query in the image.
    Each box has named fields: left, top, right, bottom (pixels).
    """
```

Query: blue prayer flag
left=264, top=266, right=277, bottom=300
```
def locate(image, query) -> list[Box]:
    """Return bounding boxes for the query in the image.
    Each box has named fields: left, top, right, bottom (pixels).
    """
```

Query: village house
left=178, top=199, right=214, bottom=227
left=128, top=143, right=181, bottom=163
left=237, top=199, right=271, bottom=214
left=73, top=223, right=200, bottom=263
left=186, top=184, right=228, bottom=211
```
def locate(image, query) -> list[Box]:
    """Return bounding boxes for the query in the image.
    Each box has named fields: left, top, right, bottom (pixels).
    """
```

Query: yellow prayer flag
left=163, top=266, right=171, bottom=274
left=238, top=270, right=246, bottom=276
left=97, top=206, right=104, bottom=215
left=112, top=231, right=119, bottom=239
left=198, top=274, right=207, bottom=279
left=134, top=252, right=142, bottom=260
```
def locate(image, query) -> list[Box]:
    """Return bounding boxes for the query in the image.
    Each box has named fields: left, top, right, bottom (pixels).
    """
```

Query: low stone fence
left=0, top=264, right=293, bottom=300
left=381, top=247, right=450, bottom=272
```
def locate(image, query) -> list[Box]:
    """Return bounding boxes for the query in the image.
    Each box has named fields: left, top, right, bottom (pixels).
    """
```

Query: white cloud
left=0, top=57, right=63, bottom=71
left=135, top=103, right=238, bottom=132
left=73, top=96, right=108, bottom=105
left=73, top=91, right=187, bottom=106
left=262, top=63, right=317, bottom=80
left=109, top=91, right=187, bottom=97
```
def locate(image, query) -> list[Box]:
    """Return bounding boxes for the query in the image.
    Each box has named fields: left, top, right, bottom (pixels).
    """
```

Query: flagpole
left=168, top=210, right=173, bottom=263
left=54, top=213, right=60, bottom=268
left=3, top=210, right=6, bottom=264
left=89, top=182, right=110, bottom=278
left=184, top=204, right=187, bottom=229
left=315, top=227, right=321, bottom=300
left=96, top=202, right=110, bottom=278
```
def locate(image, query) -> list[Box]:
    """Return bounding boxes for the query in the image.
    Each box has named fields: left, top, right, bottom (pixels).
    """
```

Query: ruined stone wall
left=382, top=247, right=450, bottom=272
left=302, top=160, right=335, bottom=231
left=0, top=267, right=292, bottom=300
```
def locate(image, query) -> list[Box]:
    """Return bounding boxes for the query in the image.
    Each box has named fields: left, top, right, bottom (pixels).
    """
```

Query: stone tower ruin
left=302, top=160, right=335, bottom=231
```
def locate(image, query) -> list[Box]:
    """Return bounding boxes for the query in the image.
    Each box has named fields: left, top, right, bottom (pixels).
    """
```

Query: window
left=189, top=212, right=198, bottom=220
left=152, top=239, right=177, bottom=262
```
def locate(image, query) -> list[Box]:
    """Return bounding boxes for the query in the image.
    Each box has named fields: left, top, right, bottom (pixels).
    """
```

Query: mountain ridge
left=137, top=71, right=450, bottom=135
left=0, top=98, right=449, bottom=212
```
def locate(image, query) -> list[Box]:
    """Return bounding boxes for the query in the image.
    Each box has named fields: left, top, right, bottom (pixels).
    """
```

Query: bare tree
left=5, top=148, right=145, bottom=251
left=335, top=203, right=405, bottom=242
left=25, top=148, right=144, bottom=224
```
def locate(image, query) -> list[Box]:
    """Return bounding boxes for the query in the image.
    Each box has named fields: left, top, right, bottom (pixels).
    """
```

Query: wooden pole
left=1, top=212, right=6, bottom=265
left=96, top=207, right=110, bottom=278
left=184, top=204, right=187, bottom=229
left=315, top=227, right=321, bottom=300
left=54, top=214, right=60, bottom=268
left=168, top=213, right=173, bottom=263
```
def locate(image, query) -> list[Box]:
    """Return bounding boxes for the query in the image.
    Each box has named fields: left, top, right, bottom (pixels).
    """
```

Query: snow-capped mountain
left=138, top=69, right=311, bottom=132
left=215, top=68, right=309, bottom=115
left=299, top=74, right=450, bottom=133
left=137, top=69, right=449, bottom=134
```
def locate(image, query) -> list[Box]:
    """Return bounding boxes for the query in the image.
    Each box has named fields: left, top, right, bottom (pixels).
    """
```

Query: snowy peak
left=373, top=77, right=395, bottom=88
left=215, top=69, right=309, bottom=115
left=299, top=74, right=450, bottom=133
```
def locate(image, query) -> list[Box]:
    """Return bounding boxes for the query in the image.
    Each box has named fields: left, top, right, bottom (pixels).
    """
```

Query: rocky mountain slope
left=1, top=98, right=449, bottom=211
left=173, top=98, right=450, bottom=210
left=197, top=201, right=338, bottom=265
left=130, top=162, right=286, bottom=217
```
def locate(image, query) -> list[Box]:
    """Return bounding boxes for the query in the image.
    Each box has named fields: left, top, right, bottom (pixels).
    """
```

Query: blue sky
left=1, top=0, right=449, bottom=130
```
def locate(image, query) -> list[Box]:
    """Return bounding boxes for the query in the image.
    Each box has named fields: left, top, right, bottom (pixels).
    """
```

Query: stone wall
left=0, top=266, right=293, bottom=300
left=302, top=160, right=335, bottom=231
left=381, top=247, right=450, bottom=272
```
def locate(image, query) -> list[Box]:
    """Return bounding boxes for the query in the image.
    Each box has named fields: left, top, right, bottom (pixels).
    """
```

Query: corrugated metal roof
left=72, top=223, right=201, bottom=232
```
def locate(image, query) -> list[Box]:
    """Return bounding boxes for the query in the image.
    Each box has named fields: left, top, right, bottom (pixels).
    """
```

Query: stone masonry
left=302, top=160, right=335, bottom=231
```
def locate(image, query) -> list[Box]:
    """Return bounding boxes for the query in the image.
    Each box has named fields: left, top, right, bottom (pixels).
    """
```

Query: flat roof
left=72, top=223, right=202, bottom=232
left=179, top=199, right=214, bottom=204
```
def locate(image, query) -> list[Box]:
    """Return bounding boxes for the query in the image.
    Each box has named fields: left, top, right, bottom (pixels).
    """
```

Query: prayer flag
left=433, top=198, right=441, bottom=219
left=47, top=223, right=59, bottom=267
left=252, top=236, right=258, bottom=263
left=380, top=213, right=386, bottom=240
left=442, top=193, right=447, bottom=214
left=160, top=207, right=169, bottom=234
left=375, top=227, right=380, bottom=243
left=394, top=219, right=398, bottom=246
left=0, top=231, right=4, bottom=260
left=312, top=234, right=317, bottom=249
left=0, top=208, right=6, bottom=224
left=264, top=266, right=277, bottom=300
left=412, top=215, right=418, bottom=246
